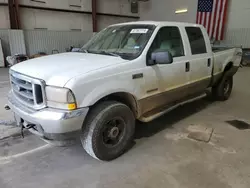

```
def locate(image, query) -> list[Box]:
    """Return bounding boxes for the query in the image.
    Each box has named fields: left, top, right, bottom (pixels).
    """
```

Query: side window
left=185, top=27, right=207, bottom=55
left=148, top=26, right=184, bottom=59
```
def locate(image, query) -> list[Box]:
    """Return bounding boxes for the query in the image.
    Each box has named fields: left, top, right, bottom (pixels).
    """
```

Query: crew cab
left=7, top=21, right=242, bottom=161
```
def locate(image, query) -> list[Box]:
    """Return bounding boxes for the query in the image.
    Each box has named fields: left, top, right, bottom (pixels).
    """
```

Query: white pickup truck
left=7, top=21, right=242, bottom=161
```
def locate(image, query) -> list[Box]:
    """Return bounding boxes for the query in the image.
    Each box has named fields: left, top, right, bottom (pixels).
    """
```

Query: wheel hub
left=102, top=117, right=126, bottom=147
left=109, top=127, right=120, bottom=139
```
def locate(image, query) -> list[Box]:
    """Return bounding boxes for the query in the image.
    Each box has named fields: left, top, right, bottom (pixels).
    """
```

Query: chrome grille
left=10, top=71, right=46, bottom=109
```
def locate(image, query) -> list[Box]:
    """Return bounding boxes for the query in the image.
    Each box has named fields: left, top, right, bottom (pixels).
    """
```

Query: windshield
left=80, top=24, right=156, bottom=60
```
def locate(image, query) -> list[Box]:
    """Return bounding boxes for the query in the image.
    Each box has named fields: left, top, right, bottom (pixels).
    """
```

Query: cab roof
left=111, top=21, right=201, bottom=28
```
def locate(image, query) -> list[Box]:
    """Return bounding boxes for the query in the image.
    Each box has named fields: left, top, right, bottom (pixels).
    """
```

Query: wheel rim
left=102, top=117, right=126, bottom=147
left=223, top=79, right=230, bottom=95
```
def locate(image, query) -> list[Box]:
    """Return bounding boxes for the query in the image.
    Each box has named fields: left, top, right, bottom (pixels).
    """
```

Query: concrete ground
left=1, top=68, right=250, bottom=188
left=0, top=68, right=20, bottom=140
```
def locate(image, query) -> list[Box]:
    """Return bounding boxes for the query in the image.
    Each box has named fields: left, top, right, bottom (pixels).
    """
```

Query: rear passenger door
left=185, top=27, right=213, bottom=95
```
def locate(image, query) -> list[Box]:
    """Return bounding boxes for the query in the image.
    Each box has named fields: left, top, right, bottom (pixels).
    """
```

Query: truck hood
left=11, top=52, right=128, bottom=87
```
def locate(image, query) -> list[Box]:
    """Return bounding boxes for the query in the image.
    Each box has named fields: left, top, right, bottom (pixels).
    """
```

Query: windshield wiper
left=80, top=49, right=122, bottom=58
left=106, top=52, right=121, bottom=57
left=98, top=51, right=121, bottom=58
left=81, top=49, right=89, bottom=53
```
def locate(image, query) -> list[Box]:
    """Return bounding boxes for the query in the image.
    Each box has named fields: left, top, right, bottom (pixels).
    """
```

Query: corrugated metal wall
left=222, top=29, right=250, bottom=48
left=9, top=30, right=26, bottom=55
left=0, top=29, right=94, bottom=59
left=0, top=30, right=11, bottom=58
left=24, top=30, right=93, bottom=55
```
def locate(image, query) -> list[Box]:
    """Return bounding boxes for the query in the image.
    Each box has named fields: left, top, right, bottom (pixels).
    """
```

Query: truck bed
left=212, top=47, right=234, bottom=53
left=212, top=45, right=242, bottom=52
left=212, top=47, right=242, bottom=76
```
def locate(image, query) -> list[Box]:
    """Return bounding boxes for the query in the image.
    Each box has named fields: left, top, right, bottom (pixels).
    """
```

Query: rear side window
left=185, top=27, right=207, bottom=55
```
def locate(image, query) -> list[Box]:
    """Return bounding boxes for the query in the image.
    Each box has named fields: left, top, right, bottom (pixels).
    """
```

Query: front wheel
left=212, top=75, right=233, bottom=101
left=80, top=101, right=135, bottom=161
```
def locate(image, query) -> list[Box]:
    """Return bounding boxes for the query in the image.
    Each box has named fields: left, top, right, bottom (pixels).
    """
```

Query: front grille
left=10, top=71, right=46, bottom=109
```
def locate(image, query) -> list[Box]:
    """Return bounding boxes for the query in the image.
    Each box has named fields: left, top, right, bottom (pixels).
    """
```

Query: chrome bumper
left=8, top=91, right=89, bottom=140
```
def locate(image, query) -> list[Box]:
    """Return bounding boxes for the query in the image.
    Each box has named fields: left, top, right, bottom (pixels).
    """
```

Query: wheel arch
left=223, top=61, right=233, bottom=72
left=212, top=61, right=234, bottom=87
left=89, top=92, right=140, bottom=118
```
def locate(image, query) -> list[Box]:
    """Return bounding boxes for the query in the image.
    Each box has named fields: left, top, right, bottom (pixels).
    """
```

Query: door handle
left=185, top=62, right=190, bottom=72
left=208, top=59, right=211, bottom=67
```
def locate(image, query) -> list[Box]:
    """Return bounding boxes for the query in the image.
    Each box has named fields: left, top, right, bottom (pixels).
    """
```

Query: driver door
left=141, top=26, right=189, bottom=115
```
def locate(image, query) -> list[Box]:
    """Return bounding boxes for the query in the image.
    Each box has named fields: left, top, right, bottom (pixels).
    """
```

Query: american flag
left=196, top=0, right=229, bottom=41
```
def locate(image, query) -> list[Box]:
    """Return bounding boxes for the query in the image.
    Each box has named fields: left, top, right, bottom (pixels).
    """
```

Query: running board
left=139, top=93, right=207, bottom=122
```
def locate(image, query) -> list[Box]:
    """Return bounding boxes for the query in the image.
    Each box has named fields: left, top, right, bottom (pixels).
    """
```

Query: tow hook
left=4, top=104, right=10, bottom=110
left=21, top=124, right=36, bottom=138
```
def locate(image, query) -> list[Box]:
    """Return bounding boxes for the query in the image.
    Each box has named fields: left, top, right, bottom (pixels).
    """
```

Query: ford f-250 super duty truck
left=7, top=21, right=242, bottom=161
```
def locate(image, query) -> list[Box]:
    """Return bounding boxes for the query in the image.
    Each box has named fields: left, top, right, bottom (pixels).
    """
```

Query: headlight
left=45, top=86, right=77, bottom=110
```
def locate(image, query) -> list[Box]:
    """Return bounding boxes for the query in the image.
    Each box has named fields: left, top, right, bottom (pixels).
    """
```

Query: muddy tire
left=212, top=75, right=233, bottom=101
left=80, top=101, right=135, bottom=161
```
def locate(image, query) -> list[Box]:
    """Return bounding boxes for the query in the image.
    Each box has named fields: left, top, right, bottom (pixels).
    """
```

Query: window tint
left=148, top=27, right=184, bottom=58
left=185, top=27, right=207, bottom=55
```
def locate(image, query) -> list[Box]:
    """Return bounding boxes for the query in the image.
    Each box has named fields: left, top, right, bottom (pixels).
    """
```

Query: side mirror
left=150, top=50, right=173, bottom=65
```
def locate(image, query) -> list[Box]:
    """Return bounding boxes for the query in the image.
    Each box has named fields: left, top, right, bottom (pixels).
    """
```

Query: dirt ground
left=0, top=67, right=250, bottom=188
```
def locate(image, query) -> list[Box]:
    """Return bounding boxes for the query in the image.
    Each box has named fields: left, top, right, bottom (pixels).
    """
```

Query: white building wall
left=140, top=0, right=250, bottom=47
left=0, top=0, right=8, bottom=4
left=139, top=0, right=197, bottom=23
left=19, top=0, right=139, bottom=31
left=19, top=0, right=92, bottom=12
left=19, top=0, right=137, bottom=16
left=20, top=8, right=92, bottom=31
left=0, top=0, right=139, bottom=31
left=1, top=0, right=250, bottom=46
left=226, top=0, right=250, bottom=29
left=0, top=0, right=10, bottom=29
left=222, top=0, right=250, bottom=47
left=140, top=0, right=250, bottom=30
left=0, top=6, right=10, bottom=29
left=98, top=16, right=136, bottom=30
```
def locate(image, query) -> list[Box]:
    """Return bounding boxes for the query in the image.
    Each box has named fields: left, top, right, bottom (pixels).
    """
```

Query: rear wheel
left=81, top=101, right=135, bottom=161
left=212, top=75, right=233, bottom=101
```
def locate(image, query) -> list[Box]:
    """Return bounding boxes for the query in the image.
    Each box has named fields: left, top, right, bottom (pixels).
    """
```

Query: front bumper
left=8, top=92, right=89, bottom=141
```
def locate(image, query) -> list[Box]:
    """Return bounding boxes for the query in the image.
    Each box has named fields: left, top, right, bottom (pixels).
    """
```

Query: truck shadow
left=134, top=98, right=215, bottom=139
